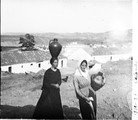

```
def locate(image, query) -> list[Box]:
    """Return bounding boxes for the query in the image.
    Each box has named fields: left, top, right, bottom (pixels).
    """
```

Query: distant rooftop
left=1, top=50, right=65, bottom=66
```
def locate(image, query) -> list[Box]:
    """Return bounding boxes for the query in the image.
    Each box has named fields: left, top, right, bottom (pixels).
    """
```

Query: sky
left=1, top=0, right=132, bottom=33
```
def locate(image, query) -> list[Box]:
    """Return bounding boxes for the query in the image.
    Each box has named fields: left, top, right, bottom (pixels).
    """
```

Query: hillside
left=1, top=29, right=132, bottom=65
left=1, top=29, right=132, bottom=47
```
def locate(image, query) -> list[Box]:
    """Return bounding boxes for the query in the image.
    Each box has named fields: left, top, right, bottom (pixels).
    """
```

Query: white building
left=1, top=58, right=67, bottom=74
left=64, top=48, right=93, bottom=61
left=63, top=46, right=132, bottom=64
left=1, top=49, right=67, bottom=74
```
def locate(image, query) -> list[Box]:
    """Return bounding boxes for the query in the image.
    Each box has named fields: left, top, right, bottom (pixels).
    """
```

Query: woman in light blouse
left=73, top=60, right=105, bottom=120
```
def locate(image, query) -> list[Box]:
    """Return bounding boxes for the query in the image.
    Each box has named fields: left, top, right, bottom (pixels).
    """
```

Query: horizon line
left=1, top=28, right=132, bottom=35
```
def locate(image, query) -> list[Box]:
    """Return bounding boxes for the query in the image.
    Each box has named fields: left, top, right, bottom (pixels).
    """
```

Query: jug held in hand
left=49, top=38, right=62, bottom=58
left=91, top=72, right=105, bottom=91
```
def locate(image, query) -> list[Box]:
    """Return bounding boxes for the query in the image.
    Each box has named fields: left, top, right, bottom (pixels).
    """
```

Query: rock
left=113, top=88, right=117, bottom=92
left=118, top=104, right=121, bottom=108
left=112, top=113, right=115, bottom=118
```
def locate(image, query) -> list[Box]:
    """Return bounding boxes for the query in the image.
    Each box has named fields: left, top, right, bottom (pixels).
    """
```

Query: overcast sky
left=1, top=0, right=132, bottom=33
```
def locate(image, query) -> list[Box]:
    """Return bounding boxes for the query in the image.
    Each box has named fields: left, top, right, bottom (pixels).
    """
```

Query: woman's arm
left=41, top=71, right=49, bottom=90
left=49, top=69, right=61, bottom=89
left=42, top=70, right=59, bottom=90
left=73, top=76, right=90, bottom=102
left=58, top=69, right=62, bottom=86
left=48, top=69, right=62, bottom=89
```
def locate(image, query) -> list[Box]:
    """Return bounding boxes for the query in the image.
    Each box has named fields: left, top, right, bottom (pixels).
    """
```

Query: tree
left=19, top=34, right=35, bottom=50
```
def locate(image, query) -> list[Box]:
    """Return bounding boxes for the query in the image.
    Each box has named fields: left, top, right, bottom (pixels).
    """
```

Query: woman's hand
left=54, top=84, right=60, bottom=89
left=86, top=97, right=94, bottom=103
left=50, top=83, right=60, bottom=89
left=89, top=97, right=94, bottom=101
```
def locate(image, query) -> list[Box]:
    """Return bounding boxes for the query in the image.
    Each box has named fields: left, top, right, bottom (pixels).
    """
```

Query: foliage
left=19, top=34, right=35, bottom=50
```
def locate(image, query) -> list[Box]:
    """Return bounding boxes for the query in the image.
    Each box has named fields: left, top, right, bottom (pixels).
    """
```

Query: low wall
left=68, top=54, right=132, bottom=63
left=92, top=54, right=132, bottom=63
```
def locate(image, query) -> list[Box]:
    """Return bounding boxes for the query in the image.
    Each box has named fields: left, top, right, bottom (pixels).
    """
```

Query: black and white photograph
left=1, top=0, right=137, bottom=119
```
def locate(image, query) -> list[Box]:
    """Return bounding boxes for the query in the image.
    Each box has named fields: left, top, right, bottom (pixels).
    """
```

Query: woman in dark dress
left=33, top=57, right=64, bottom=119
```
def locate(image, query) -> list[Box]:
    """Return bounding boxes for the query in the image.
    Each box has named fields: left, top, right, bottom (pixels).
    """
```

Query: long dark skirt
left=33, top=88, right=64, bottom=119
left=79, top=95, right=97, bottom=120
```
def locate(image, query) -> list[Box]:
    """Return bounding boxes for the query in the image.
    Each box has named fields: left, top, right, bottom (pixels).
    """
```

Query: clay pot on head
left=49, top=38, right=62, bottom=58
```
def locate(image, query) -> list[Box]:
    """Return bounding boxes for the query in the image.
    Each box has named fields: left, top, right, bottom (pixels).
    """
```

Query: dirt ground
left=0, top=60, right=132, bottom=119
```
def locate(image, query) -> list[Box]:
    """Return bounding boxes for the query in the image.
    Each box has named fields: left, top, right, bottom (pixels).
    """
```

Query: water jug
left=91, top=72, right=104, bottom=91
left=49, top=38, right=62, bottom=58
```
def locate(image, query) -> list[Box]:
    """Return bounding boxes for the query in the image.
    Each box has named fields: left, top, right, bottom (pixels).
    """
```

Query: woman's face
left=52, top=59, right=58, bottom=68
left=80, top=62, right=87, bottom=72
